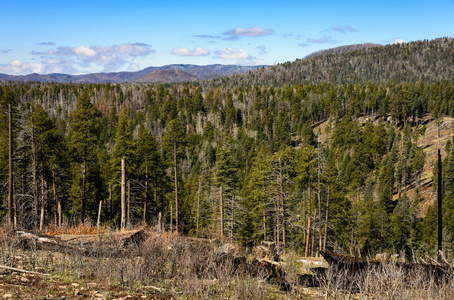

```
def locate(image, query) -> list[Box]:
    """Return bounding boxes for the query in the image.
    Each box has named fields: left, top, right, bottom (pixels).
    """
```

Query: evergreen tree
left=162, top=119, right=186, bottom=234
left=135, top=125, right=166, bottom=224
left=110, top=108, right=135, bottom=227
left=69, top=89, right=101, bottom=224
left=214, top=130, right=240, bottom=238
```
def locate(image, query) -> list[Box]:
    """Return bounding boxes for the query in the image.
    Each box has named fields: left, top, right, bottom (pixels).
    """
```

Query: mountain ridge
left=0, top=64, right=265, bottom=84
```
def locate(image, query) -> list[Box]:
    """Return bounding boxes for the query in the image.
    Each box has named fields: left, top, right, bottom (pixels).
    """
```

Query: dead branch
left=0, top=265, right=50, bottom=276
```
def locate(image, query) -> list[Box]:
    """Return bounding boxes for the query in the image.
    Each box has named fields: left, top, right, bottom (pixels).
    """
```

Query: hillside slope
left=227, top=37, right=454, bottom=86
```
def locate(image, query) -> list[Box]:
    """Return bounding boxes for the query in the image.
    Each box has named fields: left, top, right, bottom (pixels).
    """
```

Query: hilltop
left=226, top=37, right=454, bottom=86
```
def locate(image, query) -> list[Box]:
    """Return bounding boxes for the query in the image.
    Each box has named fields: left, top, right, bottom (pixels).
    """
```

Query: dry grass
left=318, top=262, right=454, bottom=299
left=3, top=228, right=454, bottom=299
left=43, top=222, right=108, bottom=236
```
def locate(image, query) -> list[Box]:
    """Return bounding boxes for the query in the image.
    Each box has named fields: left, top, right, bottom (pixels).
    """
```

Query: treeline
left=2, top=78, right=454, bottom=259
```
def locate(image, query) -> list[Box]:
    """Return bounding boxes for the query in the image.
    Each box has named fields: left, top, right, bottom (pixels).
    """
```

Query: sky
left=0, top=0, right=453, bottom=75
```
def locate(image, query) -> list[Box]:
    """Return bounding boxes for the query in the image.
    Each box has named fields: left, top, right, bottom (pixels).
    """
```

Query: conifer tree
left=162, top=119, right=186, bottom=233
left=215, top=130, right=240, bottom=238
left=135, top=124, right=166, bottom=224
left=111, top=109, right=135, bottom=228
left=69, top=90, right=100, bottom=224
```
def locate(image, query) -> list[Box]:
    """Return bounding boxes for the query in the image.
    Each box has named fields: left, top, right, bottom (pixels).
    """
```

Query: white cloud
left=214, top=48, right=251, bottom=60
left=27, top=43, right=156, bottom=73
left=73, top=45, right=97, bottom=57
left=394, top=39, right=407, bottom=44
left=224, top=26, right=273, bottom=37
left=0, top=60, right=44, bottom=74
left=171, top=47, right=210, bottom=56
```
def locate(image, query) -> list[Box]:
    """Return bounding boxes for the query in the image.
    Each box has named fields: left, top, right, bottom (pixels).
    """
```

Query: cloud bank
left=0, top=60, right=45, bottom=74
left=11, top=42, right=156, bottom=74
left=172, top=47, right=210, bottom=56
left=214, top=48, right=251, bottom=60
left=224, top=26, right=273, bottom=38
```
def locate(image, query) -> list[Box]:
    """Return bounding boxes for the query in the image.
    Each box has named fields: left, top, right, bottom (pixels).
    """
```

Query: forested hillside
left=1, top=37, right=454, bottom=260
left=226, top=37, right=454, bottom=86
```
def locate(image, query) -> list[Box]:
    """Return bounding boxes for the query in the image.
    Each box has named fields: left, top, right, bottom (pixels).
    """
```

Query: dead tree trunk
left=39, top=176, right=46, bottom=231
left=8, top=103, right=13, bottom=229
left=220, top=185, right=224, bottom=239
left=32, top=113, right=38, bottom=230
left=121, top=157, right=126, bottom=230
left=174, top=142, right=179, bottom=234
left=196, top=177, right=201, bottom=238
left=305, top=184, right=311, bottom=257
left=109, top=183, right=112, bottom=226
left=52, top=170, right=58, bottom=226
left=127, top=180, right=131, bottom=227
left=438, top=149, right=443, bottom=262
left=97, top=200, right=102, bottom=230
left=317, top=134, right=322, bottom=255
left=143, top=166, right=148, bottom=225
left=323, top=186, right=330, bottom=251
left=81, top=161, right=86, bottom=224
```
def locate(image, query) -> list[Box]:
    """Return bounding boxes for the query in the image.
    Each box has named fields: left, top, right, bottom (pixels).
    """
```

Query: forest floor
left=2, top=228, right=454, bottom=299
left=0, top=229, right=326, bottom=299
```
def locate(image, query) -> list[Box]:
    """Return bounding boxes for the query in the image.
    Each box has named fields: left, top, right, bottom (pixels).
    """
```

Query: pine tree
left=110, top=108, right=135, bottom=228
left=135, top=125, right=166, bottom=224
left=162, top=119, right=186, bottom=234
left=215, top=130, right=240, bottom=238
left=32, top=105, right=67, bottom=229
left=69, top=89, right=100, bottom=224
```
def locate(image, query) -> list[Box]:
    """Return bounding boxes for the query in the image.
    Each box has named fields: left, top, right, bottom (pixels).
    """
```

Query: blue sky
left=1, top=0, right=453, bottom=75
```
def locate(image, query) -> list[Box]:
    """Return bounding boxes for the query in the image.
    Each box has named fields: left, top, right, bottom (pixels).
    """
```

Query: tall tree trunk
left=8, top=103, right=13, bottom=228
left=174, top=142, right=179, bottom=234
left=32, top=113, right=38, bottom=229
left=278, top=157, right=286, bottom=249
left=13, top=181, right=17, bottom=230
left=317, top=134, right=322, bottom=255
left=196, top=177, right=201, bottom=238
left=121, top=157, right=126, bottom=230
left=97, top=200, right=102, bottom=230
left=305, top=184, right=311, bottom=257
left=40, top=176, right=46, bottom=231
left=127, top=180, right=130, bottom=227
left=220, top=185, right=224, bottom=238
left=305, top=218, right=311, bottom=257
left=277, top=179, right=280, bottom=252
left=109, top=182, right=112, bottom=227
left=438, top=149, right=443, bottom=262
left=81, top=161, right=86, bottom=224
left=323, top=186, right=330, bottom=251
left=143, top=166, right=148, bottom=225
left=52, top=170, right=58, bottom=226
left=230, top=196, right=234, bottom=238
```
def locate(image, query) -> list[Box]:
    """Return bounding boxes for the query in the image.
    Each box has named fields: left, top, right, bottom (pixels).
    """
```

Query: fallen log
left=0, top=265, right=50, bottom=276
left=15, top=229, right=147, bottom=257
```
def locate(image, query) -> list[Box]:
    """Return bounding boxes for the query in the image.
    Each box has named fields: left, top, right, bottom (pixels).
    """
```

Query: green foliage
left=2, top=39, right=454, bottom=254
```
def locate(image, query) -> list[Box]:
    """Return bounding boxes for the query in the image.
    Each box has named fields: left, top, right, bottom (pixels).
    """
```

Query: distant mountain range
left=0, top=64, right=265, bottom=84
